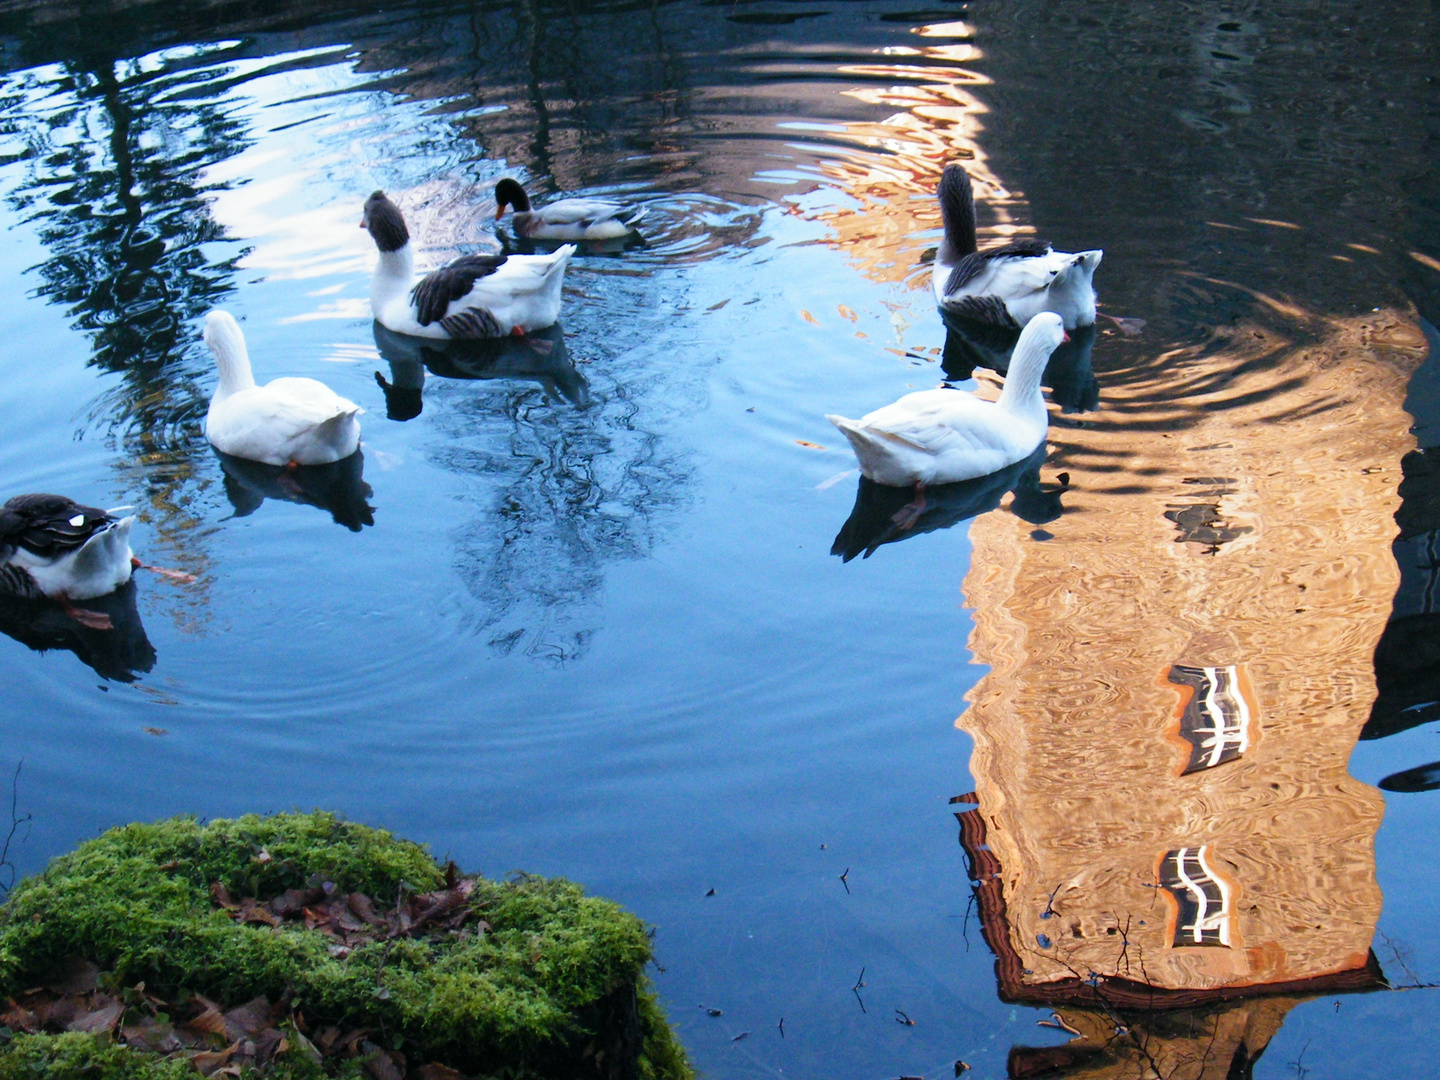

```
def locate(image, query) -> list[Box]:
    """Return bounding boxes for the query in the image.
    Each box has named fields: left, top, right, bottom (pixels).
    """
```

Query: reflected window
left=1168, top=664, right=1252, bottom=773
left=1161, top=846, right=1231, bottom=947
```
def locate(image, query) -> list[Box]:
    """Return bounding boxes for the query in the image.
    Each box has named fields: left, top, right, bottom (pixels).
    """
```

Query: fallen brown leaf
left=67, top=1000, right=123, bottom=1034
left=800, top=310, right=818, bottom=325
left=360, top=1042, right=404, bottom=1080
left=221, top=996, right=273, bottom=1041
left=417, top=1065, right=465, bottom=1080
left=210, top=883, right=239, bottom=912
left=190, top=1039, right=241, bottom=1077
left=238, top=898, right=280, bottom=927
left=0, top=999, right=37, bottom=1033
left=35, top=995, right=81, bottom=1030
left=795, top=440, right=827, bottom=450
left=838, top=305, right=858, bottom=322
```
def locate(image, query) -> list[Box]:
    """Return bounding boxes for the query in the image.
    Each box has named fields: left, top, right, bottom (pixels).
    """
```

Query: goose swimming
left=363, top=190, right=575, bottom=339
left=204, top=310, right=362, bottom=467
left=826, top=312, right=1066, bottom=514
left=933, top=165, right=1101, bottom=330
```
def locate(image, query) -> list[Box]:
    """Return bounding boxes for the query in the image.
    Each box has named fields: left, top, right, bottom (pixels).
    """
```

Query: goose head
left=937, top=163, right=979, bottom=261
left=361, top=190, right=410, bottom=253
left=493, top=178, right=532, bottom=219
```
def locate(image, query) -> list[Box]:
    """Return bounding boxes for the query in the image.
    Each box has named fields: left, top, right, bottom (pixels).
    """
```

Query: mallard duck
left=362, top=191, right=575, bottom=339
left=826, top=312, right=1066, bottom=502
left=493, top=178, right=646, bottom=241
left=933, top=165, right=1101, bottom=330
left=204, top=310, right=362, bottom=467
left=1, top=494, right=137, bottom=626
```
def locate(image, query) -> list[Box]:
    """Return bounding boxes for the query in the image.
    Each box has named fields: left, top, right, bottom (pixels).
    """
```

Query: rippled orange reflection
left=956, top=308, right=1426, bottom=1028
left=804, top=25, right=1034, bottom=287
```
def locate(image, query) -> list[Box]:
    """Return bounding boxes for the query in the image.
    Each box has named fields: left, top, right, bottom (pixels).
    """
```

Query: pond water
left=1, top=1, right=1439, bottom=1076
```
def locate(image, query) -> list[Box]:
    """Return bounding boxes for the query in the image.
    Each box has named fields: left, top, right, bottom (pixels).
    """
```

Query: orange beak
left=494, top=206, right=505, bottom=220
left=1062, top=331, right=1071, bottom=342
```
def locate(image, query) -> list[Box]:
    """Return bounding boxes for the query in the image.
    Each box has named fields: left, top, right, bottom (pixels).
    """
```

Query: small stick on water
left=839, top=867, right=850, bottom=894
left=778, top=1017, right=784, bottom=1038
left=895, top=1009, right=915, bottom=1026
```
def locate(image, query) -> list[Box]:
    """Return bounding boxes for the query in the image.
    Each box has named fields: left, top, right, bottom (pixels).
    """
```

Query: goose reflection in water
left=0, top=579, right=155, bottom=682
left=217, top=449, right=374, bottom=532
left=372, top=322, right=589, bottom=422
left=831, top=444, right=1068, bottom=562
left=941, top=311, right=1099, bottom=414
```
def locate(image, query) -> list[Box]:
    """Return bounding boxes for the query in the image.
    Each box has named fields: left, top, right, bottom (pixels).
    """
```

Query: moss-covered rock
left=0, top=813, right=692, bottom=1080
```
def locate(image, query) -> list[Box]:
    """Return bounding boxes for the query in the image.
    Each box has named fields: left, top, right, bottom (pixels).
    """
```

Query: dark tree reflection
left=0, top=44, right=254, bottom=582
left=426, top=311, right=690, bottom=665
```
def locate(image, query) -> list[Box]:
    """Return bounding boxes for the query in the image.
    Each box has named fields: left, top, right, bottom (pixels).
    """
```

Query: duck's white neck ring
left=371, top=243, right=415, bottom=310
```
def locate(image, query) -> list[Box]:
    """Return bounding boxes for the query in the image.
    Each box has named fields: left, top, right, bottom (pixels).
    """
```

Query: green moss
left=0, top=813, right=693, bottom=1080
left=0, top=1032, right=197, bottom=1080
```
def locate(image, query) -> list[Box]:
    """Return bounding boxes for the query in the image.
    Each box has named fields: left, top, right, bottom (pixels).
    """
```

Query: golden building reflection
left=951, top=308, right=1426, bottom=1074
left=802, top=20, right=1037, bottom=289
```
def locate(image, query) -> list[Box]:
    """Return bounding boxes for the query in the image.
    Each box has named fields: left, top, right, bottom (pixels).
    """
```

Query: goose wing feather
left=537, top=197, right=627, bottom=225
left=943, top=238, right=1053, bottom=294
left=0, top=494, right=114, bottom=557
left=410, top=254, right=509, bottom=325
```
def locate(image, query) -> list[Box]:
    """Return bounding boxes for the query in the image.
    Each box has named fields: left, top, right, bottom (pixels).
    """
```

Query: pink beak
left=1062, top=331, right=1071, bottom=342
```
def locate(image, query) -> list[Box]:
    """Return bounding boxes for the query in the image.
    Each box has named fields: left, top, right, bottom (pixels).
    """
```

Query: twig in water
left=852, top=967, right=867, bottom=1013
left=777, top=1017, right=784, bottom=1038
left=894, top=1009, right=915, bottom=1026
left=1291, top=1038, right=1311, bottom=1080
left=0, top=761, right=33, bottom=901
left=839, top=867, right=850, bottom=894
left=1379, top=930, right=1425, bottom=987
left=1040, top=883, right=1062, bottom=919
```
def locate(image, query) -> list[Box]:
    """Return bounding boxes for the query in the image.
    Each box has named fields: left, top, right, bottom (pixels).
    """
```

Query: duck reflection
left=0, top=580, right=155, bottom=682
left=941, top=312, right=1099, bottom=413
left=217, top=449, right=374, bottom=532
left=372, top=322, right=589, bottom=421
left=831, top=445, right=1068, bottom=562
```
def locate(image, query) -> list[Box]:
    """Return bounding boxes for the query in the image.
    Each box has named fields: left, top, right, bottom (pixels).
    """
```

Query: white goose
left=494, top=177, right=646, bottom=241
left=933, top=165, right=1101, bottom=330
left=363, top=190, right=575, bottom=339
left=204, top=311, right=362, bottom=467
left=827, top=312, right=1066, bottom=502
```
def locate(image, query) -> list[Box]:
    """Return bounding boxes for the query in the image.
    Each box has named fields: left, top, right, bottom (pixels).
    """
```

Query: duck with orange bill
left=493, top=177, right=646, bottom=242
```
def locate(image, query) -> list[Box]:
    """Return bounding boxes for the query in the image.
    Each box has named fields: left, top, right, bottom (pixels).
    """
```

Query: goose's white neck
left=371, top=242, right=415, bottom=312
left=207, top=321, right=255, bottom=398
left=997, top=334, right=1052, bottom=416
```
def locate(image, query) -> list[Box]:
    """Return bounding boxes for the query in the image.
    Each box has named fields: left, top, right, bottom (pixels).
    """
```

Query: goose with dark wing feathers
left=363, top=190, right=575, bottom=339
left=933, top=165, right=1101, bottom=330
left=0, top=494, right=136, bottom=609
left=494, top=177, right=646, bottom=242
